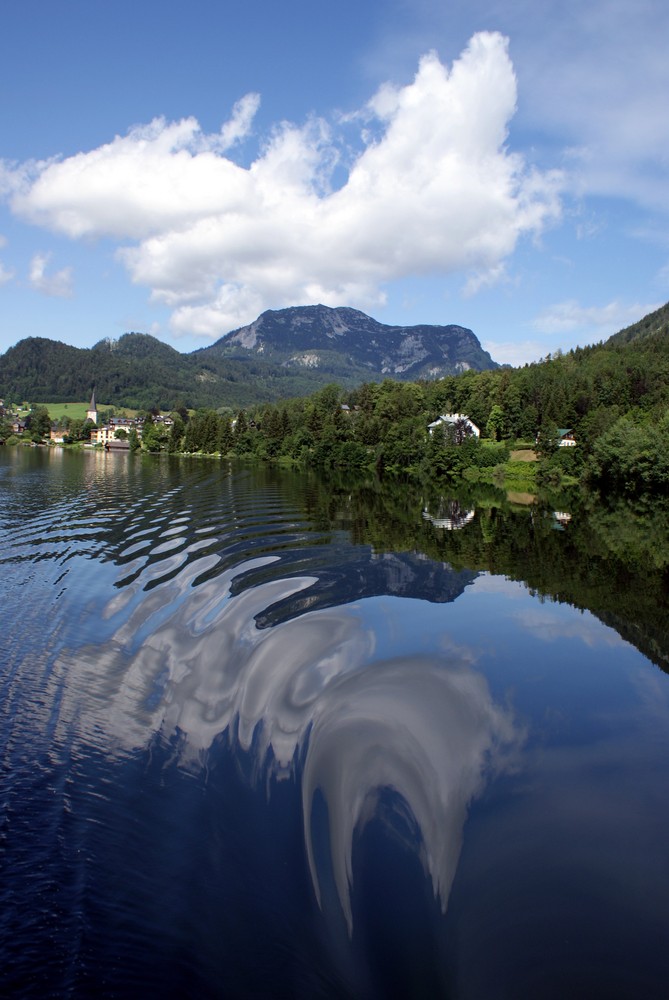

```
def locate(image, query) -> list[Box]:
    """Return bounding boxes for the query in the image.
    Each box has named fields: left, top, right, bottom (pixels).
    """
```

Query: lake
left=1, top=446, right=668, bottom=998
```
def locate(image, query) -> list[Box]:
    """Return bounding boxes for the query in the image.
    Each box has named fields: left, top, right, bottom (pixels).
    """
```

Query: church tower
left=86, top=390, right=98, bottom=425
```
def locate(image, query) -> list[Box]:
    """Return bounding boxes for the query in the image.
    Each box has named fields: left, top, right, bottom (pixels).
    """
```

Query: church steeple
left=86, top=389, right=98, bottom=425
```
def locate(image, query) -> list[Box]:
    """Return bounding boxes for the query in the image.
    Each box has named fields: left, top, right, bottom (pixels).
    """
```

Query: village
left=0, top=392, right=174, bottom=450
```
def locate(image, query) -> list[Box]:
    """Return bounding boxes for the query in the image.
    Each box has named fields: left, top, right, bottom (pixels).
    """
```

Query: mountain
left=606, top=301, right=669, bottom=347
left=197, top=305, right=497, bottom=381
left=0, top=305, right=496, bottom=409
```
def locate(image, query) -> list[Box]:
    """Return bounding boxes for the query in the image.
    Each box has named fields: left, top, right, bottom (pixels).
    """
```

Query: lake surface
left=1, top=447, right=668, bottom=998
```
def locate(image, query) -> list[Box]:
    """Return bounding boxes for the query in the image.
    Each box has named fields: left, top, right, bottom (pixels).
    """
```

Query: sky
left=0, top=0, right=668, bottom=367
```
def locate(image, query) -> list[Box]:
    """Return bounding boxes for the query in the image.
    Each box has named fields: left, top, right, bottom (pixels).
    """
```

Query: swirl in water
left=50, top=553, right=519, bottom=931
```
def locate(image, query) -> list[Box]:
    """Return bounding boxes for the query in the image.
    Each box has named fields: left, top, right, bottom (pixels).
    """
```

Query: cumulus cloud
left=533, top=299, right=661, bottom=337
left=29, top=252, right=74, bottom=297
left=3, top=32, right=562, bottom=337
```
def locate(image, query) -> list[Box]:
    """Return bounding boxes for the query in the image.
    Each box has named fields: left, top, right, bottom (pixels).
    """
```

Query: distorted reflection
left=422, top=498, right=475, bottom=530
left=302, top=654, right=519, bottom=932
left=51, top=554, right=520, bottom=932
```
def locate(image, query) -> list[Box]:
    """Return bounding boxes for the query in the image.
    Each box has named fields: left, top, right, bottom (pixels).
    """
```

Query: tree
left=141, top=420, right=166, bottom=452
left=486, top=405, right=506, bottom=441
left=443, top=417, right=475, bottom=446
left=218, top=417, right=233, bottom=455
left=27, top=405, right=51, bottom=440
left=168, top=415, right=185, bottom=452
left=536, top=420, right=560, bottom=458
left=586, top=412, right=669, bottom=494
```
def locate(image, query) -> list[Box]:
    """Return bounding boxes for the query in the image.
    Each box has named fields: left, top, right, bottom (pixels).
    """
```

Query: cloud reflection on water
left=301, top=654, right=518, bottom=931
left=55, top=555, right=520, bottom=929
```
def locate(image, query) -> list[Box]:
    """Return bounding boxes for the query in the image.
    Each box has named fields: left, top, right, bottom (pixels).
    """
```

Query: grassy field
left=40, top=401, right=91, bottom=420
left=20, top=401, right=136, bottom=420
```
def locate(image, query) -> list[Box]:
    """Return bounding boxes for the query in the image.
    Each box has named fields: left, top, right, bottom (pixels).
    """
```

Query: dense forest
left=0, top=333, right=340, bottom=410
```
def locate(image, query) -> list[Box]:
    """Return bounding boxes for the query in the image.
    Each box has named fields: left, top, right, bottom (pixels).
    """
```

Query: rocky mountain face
left=197, top=304, right=498, bottom=380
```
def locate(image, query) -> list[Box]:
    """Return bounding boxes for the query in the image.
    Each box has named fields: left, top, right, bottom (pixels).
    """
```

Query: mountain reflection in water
left=1, top=448, right=668, bottom=999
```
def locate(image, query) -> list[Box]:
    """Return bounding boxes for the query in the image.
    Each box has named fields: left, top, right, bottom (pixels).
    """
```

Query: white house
left=428, top=413, right=480, bottom=439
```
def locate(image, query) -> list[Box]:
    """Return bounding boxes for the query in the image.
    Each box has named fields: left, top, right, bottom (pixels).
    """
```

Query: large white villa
left=427, top=413, right=481, bottom=438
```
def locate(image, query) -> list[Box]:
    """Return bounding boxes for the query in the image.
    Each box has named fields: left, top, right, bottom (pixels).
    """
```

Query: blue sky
left=1, top=0, right=668, bottom=366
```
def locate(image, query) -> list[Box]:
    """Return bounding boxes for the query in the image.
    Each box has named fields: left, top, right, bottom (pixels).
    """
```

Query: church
left=86, top=391, right=98, bottom=425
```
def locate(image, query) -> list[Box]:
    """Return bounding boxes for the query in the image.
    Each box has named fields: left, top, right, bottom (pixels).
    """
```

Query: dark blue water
left=1, top=447, right=668, bottom=998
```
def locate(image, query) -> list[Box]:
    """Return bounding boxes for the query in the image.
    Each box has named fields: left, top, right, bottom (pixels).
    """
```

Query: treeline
left=162, top=322, right=669, bottom=496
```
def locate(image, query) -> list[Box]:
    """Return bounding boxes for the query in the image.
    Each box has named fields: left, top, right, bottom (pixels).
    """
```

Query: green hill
left=606, top=301, right=669, bottom=346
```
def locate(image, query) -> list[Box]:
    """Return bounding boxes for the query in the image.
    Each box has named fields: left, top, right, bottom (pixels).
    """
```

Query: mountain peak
left=203, top=304, right=497, bottom=379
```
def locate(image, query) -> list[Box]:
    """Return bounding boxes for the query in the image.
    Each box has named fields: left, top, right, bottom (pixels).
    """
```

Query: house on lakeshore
left=90, top=417, right=141, bottom=447
left=557, top=429, right=576, bottom=447
left=50, top=426, right=67, bottom=444
left=536, top=428, right=577, bottom=448
left=428, top=413, right=480, bottom=439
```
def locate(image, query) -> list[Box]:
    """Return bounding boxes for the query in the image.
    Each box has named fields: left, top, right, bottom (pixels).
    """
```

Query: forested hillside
left=606, top=300, right=669, bottom=346
left=0, top=334, right=333, bottom=410
left=166, top=310, right=669, bottom=496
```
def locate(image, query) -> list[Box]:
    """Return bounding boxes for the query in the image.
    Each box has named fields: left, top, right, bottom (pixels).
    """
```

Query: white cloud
left=218, top=92, right=261, bottom=150
left=29, top=252, right=73, bottom=298
left=3, top=32, right=562, bottom=338
left=533, top=299, right=661, bottom=337
left=463, top=262, right=509, bottom=297
left=513, top=606, right=623, bottom=649
left=472, top=0, right=669, bottom=212
left=482, top=337, right=546, bottom=368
